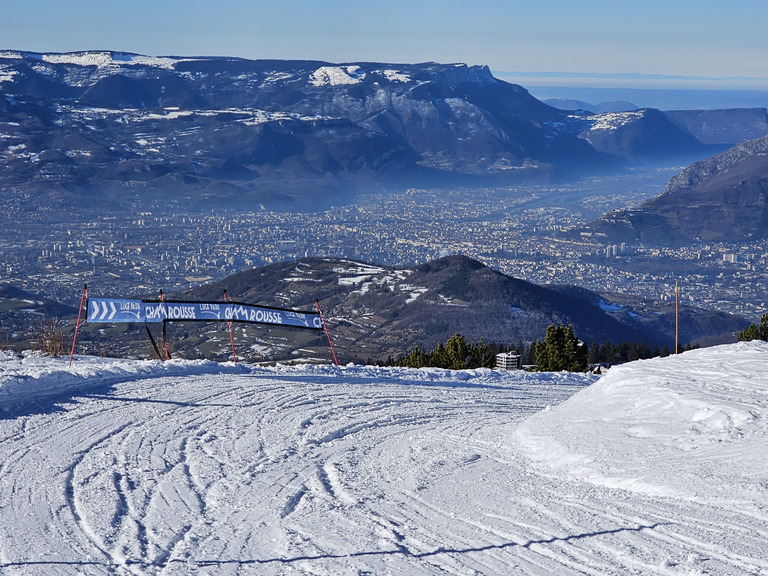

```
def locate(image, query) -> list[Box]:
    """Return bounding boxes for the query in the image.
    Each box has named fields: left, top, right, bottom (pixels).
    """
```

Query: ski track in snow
left=0, top=344, right=767, bottom=575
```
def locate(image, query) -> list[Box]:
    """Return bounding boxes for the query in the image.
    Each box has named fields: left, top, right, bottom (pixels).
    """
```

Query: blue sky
left=4, top=1, right=768, bottom=85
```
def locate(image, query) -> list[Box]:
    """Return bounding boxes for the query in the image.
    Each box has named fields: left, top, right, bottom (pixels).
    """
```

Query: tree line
left=380, top=333, right=509, bottom=370
left=379, top=325, right=687, bottom=372
left=738, top=313, right=768, bottom=342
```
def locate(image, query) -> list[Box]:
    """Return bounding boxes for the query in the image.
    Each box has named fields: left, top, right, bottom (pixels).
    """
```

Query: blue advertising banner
left=87, top=298, right=323, bottom=330
left=88, top=298, right=144, bottom=323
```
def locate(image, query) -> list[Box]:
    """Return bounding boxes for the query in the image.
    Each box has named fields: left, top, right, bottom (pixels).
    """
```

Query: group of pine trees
left=737, top=313, right=768, bottom=342
left=586, top=340, right=679, bottom=365
left=381, top=324, right=682, bottom=372
left=382, top=333, right=508, bottom=370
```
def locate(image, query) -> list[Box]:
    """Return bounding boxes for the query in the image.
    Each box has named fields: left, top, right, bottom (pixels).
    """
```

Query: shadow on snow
left=0, top=523, right=667, bottom=570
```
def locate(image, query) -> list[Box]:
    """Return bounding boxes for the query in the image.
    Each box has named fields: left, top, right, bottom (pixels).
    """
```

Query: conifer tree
left=445, top=333, right=471, bottom=370
left=535, top=324, right=587, bottom=372
left=534, top=339, right=547, bottom=371
left=402, top=346, right=428, bottom=368
left=429, top=342, right=449, bottom=368
left=588, top=340, right=600, bottom=365
left=738, top=313, right=768, bottom=342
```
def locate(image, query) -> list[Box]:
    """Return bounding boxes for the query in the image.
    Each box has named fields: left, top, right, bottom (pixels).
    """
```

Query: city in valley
left=2, top=166, right=766, bottom=323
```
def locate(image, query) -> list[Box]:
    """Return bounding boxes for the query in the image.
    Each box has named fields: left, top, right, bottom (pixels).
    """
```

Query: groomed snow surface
left=1, top=342, right=767, bottom=575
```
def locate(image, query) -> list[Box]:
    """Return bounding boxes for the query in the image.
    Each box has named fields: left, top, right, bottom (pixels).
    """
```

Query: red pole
left=315, top=299, right=339, bottom=366
left=69, top=284, right=87, bottom=367
left=223, top=289, right=237, bottom=363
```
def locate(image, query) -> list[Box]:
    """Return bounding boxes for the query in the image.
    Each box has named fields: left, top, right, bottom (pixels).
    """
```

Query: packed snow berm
left=1, top=342, right=767, bottom=575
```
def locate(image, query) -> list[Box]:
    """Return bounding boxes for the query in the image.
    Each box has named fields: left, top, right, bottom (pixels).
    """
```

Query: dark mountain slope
left=666, top=108, right=768, bottom=146
left=549, top=285, right=745, bottom=348
left=581, top=135, right=768, bottom=244
left=0, top=284, right=78, bottom=351
left=180, top=255, right=670, bottom=362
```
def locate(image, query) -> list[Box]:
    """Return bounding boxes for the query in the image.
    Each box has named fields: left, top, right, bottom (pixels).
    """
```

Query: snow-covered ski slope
left=0, top=342, right=766, bottom=575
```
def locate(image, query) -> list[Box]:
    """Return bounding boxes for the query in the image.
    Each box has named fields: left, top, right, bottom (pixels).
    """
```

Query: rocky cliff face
left=665, top=134, right=768, bottom=193
left=580, top=134, right=768, bottom=244
left=577, top=108, right=708, bottom=158
left=666, top=108, right=768, bottom=146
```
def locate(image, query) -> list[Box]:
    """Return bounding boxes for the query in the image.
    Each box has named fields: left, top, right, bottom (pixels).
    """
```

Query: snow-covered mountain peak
left=379, top=68, right=412, bottom=83
left=309, top=65, right=367, bottom=86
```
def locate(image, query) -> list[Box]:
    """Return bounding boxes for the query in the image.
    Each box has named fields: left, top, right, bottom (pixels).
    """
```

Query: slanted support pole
left=223, top=289, right=237, bottom=363
left=68, top=284, right=88, bottom=367
left=315, top=299, right=338, bottom=366
left=145, top=324, right=164, bottom=361
left=159, top=289, right=171, bottom=360
left=140, top=291, right=163, bottom=361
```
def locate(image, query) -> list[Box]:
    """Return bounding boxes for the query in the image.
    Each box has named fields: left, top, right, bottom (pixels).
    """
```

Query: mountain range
left=0, top=50, right=748, bottom=213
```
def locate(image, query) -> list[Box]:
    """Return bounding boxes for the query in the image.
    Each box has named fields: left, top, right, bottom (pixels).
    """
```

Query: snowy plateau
left=1, top=342, right=767, bottom=575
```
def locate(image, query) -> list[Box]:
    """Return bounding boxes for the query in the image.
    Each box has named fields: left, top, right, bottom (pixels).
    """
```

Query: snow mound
left=0, top=351, right=583, bottom=416
left=515, top=341, right=768, bottom=503
left=0, top=352, right=248, bottom=414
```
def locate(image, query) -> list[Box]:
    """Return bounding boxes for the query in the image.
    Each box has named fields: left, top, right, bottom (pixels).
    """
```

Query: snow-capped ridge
left=379, top=69, right=411, bottom=83
left=7, top=50, right=711, bottom=214
left=0, top=50, right=190, bottom=69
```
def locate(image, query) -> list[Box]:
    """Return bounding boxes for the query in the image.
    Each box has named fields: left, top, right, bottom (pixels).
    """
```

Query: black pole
left=145, top=325, right=163, bottom=361
left=162, top=320, right=171, bottom=360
